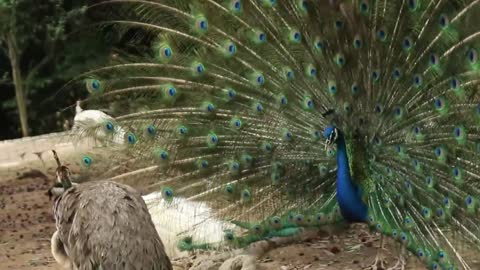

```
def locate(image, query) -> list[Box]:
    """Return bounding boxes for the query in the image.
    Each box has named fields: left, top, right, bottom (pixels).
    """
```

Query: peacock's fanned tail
left=70, top=0, right=480, bottom=268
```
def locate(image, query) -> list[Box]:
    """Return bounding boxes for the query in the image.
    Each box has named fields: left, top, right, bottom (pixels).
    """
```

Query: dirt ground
left=0, top=166, right=61, bottom=270
left=0, top=160, right=428, bottom=270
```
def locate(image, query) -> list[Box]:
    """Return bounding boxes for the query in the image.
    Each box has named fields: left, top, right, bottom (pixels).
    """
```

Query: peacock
left=65, top=0, right=480, bottom=269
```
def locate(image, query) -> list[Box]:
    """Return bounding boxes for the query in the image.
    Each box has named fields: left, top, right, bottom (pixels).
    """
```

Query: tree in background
left=0, top=0, right=111, bottom=138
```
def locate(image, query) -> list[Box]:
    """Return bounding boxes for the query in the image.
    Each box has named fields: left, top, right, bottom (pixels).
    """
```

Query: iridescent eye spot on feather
left=259, top=32, right=266, bottom=42
left=334, top=20, right=344, bottom=30
left=85, top=78, right=103, bottom=94
left=377, top=28, right=387, bottom=42
left=253, top=102, right=264, bottom=113
left=438, top=251, right=446, bottom=261
left=283, top=67, right=294, bottom=81
left=196, top=159, right=208, bottom=170
left=261, top=141, right=272, bottom=152
left=225, top=184, right=234, bottom=194
left=413, top=126, right=420, bottom=135
left=228, top=160, right=240, bottom=175
left=392, top=68, right=402, bottom=80
left=433, top=97, right=448, bottom=114
left=417, top=249, right=424, bottom=258
left=241, top=189, right=251, bottom=202
left=453, top=125, right=466, bottom=143
left=146, top=125, right=156, bottom=136
left=289, top=30, right=301, bottom=43
left=194, top=15, right=208, bottom=33
left=250, top=71, right=265, bottom=86
left=443, top=197, right=450, bottom=206
left=413, top=74, right=422, bottom=88
left=249, top=29, right=266, bottom=44
left=429, top=53, right=439, bottom=66
left=295, top=214, right=303, bottom=224
left=452, top=167, right=464, bottom=185
left=162, top=46, right=172, bottom=58
left=82, top=156, right=92, bottom=167
left=177, top=125, right=188, bottom=136
left=436, top=208, right=444, bottom=218
left=220, top=40, right=236, bottom=57
left=467, top=48, right=478, bottom=64
left=450, top=77, right=460, bottom=90
left=351, top=83, right=360, bottom=95
left=374, top=104, right=383, bottom=114
left=155, top=149, right=169, bottom=161
left=318, top=165, right=328, bottom=176
left=162, top=187, right=174, bottom=202
left=408, top=0, right=418, bottom=11
left=313, top=37, right=325, bottom=51
left=335, top=53, right=346, bottom=67
left=434, top=146, right=443, bottom=157
left=359, top=1, right=369, bottom=14
left=228, top=0, right=241, bottom=13
left=224, top=231, right=234, bottom=241
left=422, top=207, right=431, bottom=219
left=195, top=62, right=205, bottom=75
left=277, top=94, right=288, bottom=106
left=439, top=14, right=449, bottom=28
left=343, top=103, right=352, bottom=114
left=105, top=121, right=114, bottom=132
left=296, top=0, right=308, bottom=12
left=282, top=129, right=293, bottom=141
left=303, top=96, right=314, bottom=110
left=466, top=195, right=474, bottom=206
left=372, top=70, right=380, bottom=82
left=353, top=35, right=362, bottom=49
left=207, top=132, right=219, bottom=148
left=328, top=81, right=337, bottom=95
left=155, top=42, right=173, bottom=62
left=204, top=102, right=215, bottom=113
left=257, top=74, right=264, bottom=85
left=393, top=106, right=403, bottom=120
left=270, top=216, right=281, bottom=227
left=126, top=132, right=137, bottom=145
left=400, top=232, right=408, bottom=243
left=230, top=117, right=242, bottom=130
left=402, top=37, right=413, bottom=51
left=252, top=224, right=262, bottom=234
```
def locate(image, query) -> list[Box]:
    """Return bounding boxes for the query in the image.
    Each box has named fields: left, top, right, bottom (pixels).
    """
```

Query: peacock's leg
left=363, top=234, right=387, bottom=270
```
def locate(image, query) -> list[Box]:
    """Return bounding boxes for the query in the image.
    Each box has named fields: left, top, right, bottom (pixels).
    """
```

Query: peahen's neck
left=334, top=135, right=368, bottom=222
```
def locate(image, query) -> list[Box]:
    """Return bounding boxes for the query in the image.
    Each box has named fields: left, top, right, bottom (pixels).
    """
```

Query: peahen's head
left=323, top=125, right=340, bottom=146
left=52, top=150, right=73, bottom=189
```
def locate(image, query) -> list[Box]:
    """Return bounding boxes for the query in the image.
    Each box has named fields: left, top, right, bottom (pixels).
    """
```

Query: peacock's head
left=323, top=125, right=339, bottom=146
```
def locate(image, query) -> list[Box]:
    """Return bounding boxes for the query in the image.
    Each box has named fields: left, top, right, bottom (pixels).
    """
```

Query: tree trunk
left=7, top=32, right=29, bottom=137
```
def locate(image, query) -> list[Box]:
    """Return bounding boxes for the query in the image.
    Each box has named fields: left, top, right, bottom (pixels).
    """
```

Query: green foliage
left=0, top=0, right=112, bottom=139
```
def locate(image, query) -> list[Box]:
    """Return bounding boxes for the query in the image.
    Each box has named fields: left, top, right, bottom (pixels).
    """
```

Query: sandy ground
left=0, top=166, right=61, bottom=270
left=0, top=160, right=426, bottom=270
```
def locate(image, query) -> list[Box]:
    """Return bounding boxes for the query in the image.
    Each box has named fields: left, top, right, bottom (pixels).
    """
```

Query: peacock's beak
left=324, top=135, right=333, bottom=150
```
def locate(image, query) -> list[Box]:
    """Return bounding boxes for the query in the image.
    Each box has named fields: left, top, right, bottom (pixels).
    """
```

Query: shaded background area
left=0, top=0, right=114, bottom=140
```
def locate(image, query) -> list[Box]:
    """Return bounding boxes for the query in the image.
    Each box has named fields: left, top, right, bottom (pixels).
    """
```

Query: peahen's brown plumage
left=50, top=151, right=172, bottom=270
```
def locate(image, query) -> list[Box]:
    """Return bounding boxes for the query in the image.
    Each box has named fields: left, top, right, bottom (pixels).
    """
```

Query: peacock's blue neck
left=334, top=135, right=368, bottom=222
